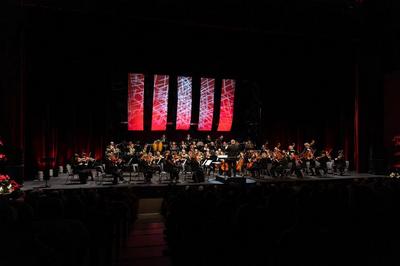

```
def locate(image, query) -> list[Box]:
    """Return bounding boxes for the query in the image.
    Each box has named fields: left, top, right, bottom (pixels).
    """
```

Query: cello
left=236, top=153, right=244, bottom=172
left=220, top=160, right=229, bottom=173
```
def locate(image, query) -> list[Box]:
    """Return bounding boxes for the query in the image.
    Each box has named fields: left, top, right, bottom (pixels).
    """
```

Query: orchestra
left=66, top=135, right=348, bottom=184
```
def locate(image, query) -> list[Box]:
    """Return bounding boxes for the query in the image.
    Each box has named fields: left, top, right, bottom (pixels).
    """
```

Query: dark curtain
left=1, top=3, right=388, bottom=179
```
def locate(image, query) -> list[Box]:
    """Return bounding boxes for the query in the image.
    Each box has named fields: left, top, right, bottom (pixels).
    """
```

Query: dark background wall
left=0, top=0, right=396, bottom=178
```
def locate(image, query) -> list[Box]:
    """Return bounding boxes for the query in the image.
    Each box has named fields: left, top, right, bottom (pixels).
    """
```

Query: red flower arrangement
left=0, top=175, right=21, bottom=195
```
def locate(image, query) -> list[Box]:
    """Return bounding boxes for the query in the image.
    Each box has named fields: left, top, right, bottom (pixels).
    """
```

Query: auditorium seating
left=0, top=188, right=138, bottom=266
left=162, top=179, right=400, bottom=266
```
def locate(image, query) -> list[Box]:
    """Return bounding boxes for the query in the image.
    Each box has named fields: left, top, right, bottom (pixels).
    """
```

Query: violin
left=110, top=153, right=122, bottom=165
left=274, top=149, right=285, bottom=161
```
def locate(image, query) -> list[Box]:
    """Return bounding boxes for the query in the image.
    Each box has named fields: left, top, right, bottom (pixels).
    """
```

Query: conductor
left=225, top=139, right=240, bottom=177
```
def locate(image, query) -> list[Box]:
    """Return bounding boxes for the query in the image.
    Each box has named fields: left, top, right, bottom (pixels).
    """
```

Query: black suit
left=225, top=144, right=240, bottom=177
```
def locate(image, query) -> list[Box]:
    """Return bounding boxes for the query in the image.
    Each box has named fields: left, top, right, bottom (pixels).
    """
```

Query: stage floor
left=21, top=171, right=387, bottom=192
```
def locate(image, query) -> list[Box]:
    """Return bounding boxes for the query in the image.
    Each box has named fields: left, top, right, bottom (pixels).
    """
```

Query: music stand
left=35, top=157, right=55, bottom=188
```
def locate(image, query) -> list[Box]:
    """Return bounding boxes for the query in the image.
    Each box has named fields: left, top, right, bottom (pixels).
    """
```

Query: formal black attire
left=225, top=143, right=240, bottom=177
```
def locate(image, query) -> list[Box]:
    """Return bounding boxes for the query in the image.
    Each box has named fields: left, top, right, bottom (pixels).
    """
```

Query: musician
left=315, top=150, right=331, bottom=176
left=246, top=151, right=261, bottom=177
left=225, top=139, right=241, bottom=177
left=288, top=144, right=303, bottom=178
left=141, top=152, right=155, bottom=183
left=215, top=148, right=224, bottom=156
left=244, top=140, right=255, bottom=151
left=72, top=152, right=95, bottom=181
left=126, top=141, right=136, bottom=157
left=334, top=150, right=346, bottom=176
left=300, top=142, right=316, bottom=176
left=205, top=135, right=213, bottom=144
left=188, top=141, right=196, bottom=151
left=108, top=154, right=124, bottom=184
left=270, top=143, right=284, bottom=177
left=170, top=142, right=179, bottom=152
left=180, top=149, right=189, bottom=160
left=215, top=135, right=224, bottom=149
left=106, top=141, right=117, bottom=154
left=142, top=143, right=151, bottom=154
left=208, top=141, right=216, bottom=152
left=165, top=152, right=180, bottom=182
left=236, top=152, right=245, bottom=174
left=153, top=151, right=164, bottom=174
left=189, top=152, right=204, bottom=182
left=161, top=134, right=168, bottom=144
left=185, top=134, right=192, bottom=143
left=261, top=141, right=269, bottom=152
left=196, top=140, right=204, bottom=150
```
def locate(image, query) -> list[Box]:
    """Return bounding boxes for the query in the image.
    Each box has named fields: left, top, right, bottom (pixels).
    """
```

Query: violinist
left=153, top=151, right=164, bottom=174
left=180, top=149, right=189, bottom=160
left=81, top=152, right=95, bottom=166
left=127, top=141, right=136, bottom=157
left=165, top=152, right=179, bottom=182
left=142, top=152, right=155, bottom=183
left=315, top=149, right=331, bottom=176
left=215, top=148, right=225, bottom=156
left=106, top=141, right=120, bottom=158
left=271, top=143, right=285, bottom=177
left=108, top=153, right=124, bottom=184
left=179, top=141, right=187, bottom=152
left=170, top=142, right=179, bottom=152
left=300, top=141, right=316, bottom=175
left=190, top=141, right=197, bottom=151
left=154, top=151, right=164, bottom=163
left=288, top=143, right=302, bottom=177
left=189, top=151, right=204, bottom=182
left=143, top=152, right=154, bottom=166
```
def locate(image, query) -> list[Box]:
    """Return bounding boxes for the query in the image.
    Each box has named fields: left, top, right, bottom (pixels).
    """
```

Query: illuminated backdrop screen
left=176, top=76, right=192, bottom=130
left=198, top=78, right=215, bottom=131
left=217, top=79, right=235, bottom=132
left=127, top=73, right=234, bottom=132
left=151, top=74, right=170, bottom=131
left=127, top=73, right=145, bottom=131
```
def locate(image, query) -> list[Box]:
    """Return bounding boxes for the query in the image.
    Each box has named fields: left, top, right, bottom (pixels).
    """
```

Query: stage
left=21, top=171, right=387, bottom=194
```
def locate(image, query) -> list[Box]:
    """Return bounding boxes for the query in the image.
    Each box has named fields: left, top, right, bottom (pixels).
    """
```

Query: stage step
left=120, top=213, right=170, bottom=266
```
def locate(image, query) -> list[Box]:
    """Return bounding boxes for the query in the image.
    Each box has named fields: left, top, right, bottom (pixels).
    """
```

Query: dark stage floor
left=21, top=171, right=387, bottom=193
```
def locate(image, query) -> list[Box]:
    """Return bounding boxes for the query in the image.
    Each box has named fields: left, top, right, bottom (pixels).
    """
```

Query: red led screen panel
left=128, top=73, right=145, bottom=131
left=217, top=79, right=235, bottom=131
left=176, top=76, right=192, bottom=130
left=198, top=78, right=215, bottom=131
left=151, top=74, right=169, bottom=131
